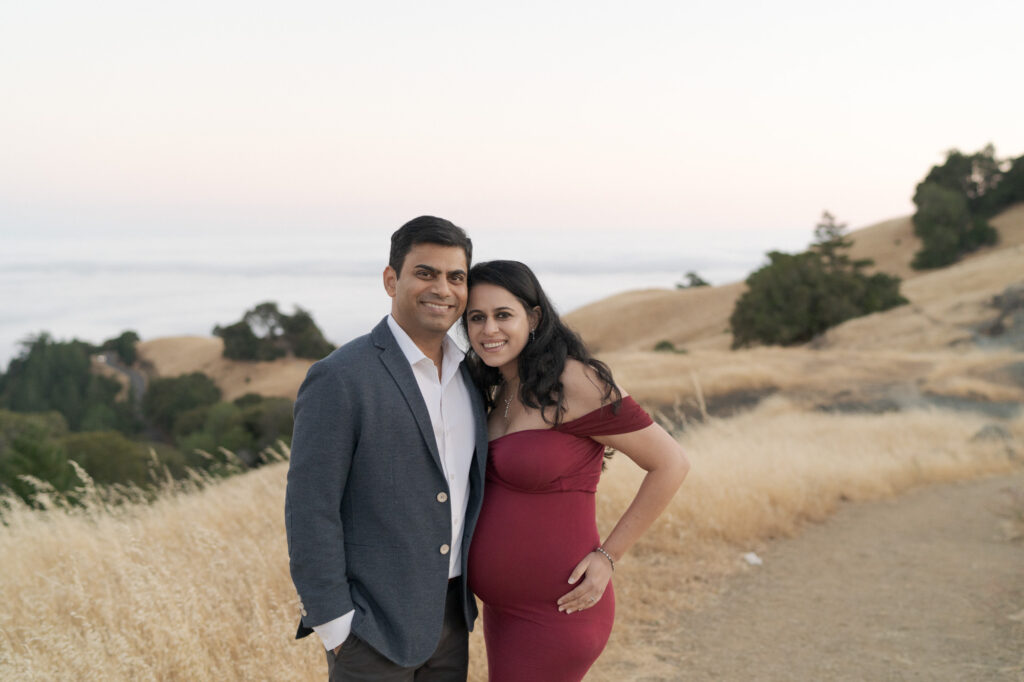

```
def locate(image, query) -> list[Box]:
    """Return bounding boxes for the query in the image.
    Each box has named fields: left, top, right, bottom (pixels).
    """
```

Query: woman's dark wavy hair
left=462, top=260, right=621, bottom=425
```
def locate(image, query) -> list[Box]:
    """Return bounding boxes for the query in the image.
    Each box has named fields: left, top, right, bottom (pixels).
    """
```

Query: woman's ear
left=529, top=306, right=542, bottom=331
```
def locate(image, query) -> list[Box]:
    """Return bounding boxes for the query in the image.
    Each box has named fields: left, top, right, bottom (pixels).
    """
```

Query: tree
left=282, top=307, right=335, bottom=359
left=980, top=153, right=1024, bottom=214
left=100, top=330, right=140, bottom=365
left=730, top=214, right=908, bottom=348
left=142, top=372, right=222, bottom=435
left=911, top=183, right=974, bottom=269
left=214, top=302, right=334, bottom=361
left=213, top=320, right=270, bottom=361
left=0, top=409, right=75, bottom=503
left=676, top=271, right=710, bottom=289
left=810, top=211, right=871, bottom=272
left=910, top=145, right=1009, bottom=269
left=0, top=334, right=130, bottom=431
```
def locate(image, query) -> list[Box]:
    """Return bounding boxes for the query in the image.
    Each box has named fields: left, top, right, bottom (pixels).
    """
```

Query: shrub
left=59, top=431, right=152, bottom=487
left=654, top=340, right=687, bottom=353
left=730, top=213, right=908, bottom=348
left=676, top=272, right=710, bottom=289
left=214, top=302, right=334, bottom=361
left=143, top=373, right=222, bottom=435
left=0, top=410, right=75, bottom=503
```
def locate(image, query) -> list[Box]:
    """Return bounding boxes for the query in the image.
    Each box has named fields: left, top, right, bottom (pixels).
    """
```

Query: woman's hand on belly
left=556, top=550, right=613, bottom=614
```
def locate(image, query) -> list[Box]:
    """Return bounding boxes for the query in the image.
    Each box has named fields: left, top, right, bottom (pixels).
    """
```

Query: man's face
left=383, top=243, right=469, bottom=344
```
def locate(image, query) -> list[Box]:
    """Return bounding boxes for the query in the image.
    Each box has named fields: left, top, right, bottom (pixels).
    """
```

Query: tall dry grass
left=1, top=402, right=1020, bottom=681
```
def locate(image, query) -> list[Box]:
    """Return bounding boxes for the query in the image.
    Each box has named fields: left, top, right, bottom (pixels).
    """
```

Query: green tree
left=0, top=409, right=75, bottom=503
left=730, top=214, right=907, bottom=348
left=142, top=372, right=222, bottom=435
left=676, top=271, right=710, bottom=289
left=0, top=334, right=128, bottom=431
left=910, top=145, right=1007, bottom=269
left=911, top=183, right=974, bottom=269
left=171, top=394, right=293, bottom=467
left=281, top=307, right=334, bottom=359
left=980, top=153, right=1024, bottom=214
left=214, top=302, right=334, bottom=361
left=213, top=320, right=269, bottom=361
left=100, top=330, right=140, bottom=365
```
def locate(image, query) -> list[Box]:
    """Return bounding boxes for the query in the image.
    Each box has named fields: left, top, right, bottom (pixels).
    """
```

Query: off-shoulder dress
left=468, top=397, right=653, bottom=681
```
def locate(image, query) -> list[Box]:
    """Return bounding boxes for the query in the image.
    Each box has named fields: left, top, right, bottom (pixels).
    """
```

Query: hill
left=566, top=202, right=1024, bottom=354
left=136, top=337, right=314, bottom=402
left=127, top=204, right=1024, bottom=419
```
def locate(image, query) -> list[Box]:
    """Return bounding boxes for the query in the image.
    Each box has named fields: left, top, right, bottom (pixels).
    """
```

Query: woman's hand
left=557, top=550, right=614, bottom=614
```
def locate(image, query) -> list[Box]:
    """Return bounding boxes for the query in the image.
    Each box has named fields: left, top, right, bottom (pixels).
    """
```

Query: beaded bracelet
left=594, top=546, right=615, bottom=571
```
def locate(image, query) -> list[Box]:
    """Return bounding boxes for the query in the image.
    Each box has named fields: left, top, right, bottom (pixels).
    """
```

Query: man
left=285, top=216, right=488, bottom=680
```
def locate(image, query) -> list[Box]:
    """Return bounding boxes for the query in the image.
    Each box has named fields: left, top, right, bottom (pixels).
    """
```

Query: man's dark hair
left=389, top=216, right=472, bottom=275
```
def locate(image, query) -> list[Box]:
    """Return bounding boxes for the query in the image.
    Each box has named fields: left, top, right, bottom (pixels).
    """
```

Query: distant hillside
left=130, top=204, right=1023, bottom=413
left=136, top=337, right=314, bottom=402
left=566, top=202, right=1024, bottom=354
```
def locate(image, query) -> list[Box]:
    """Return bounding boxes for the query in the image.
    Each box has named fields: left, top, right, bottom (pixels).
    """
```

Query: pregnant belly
left=468, top=483, right=600, bottom=608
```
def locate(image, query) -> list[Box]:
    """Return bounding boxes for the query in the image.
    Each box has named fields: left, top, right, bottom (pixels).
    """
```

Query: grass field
left=2, top=401, right=1019, bottom=681
left=5, top=203, right=1022, bottom=679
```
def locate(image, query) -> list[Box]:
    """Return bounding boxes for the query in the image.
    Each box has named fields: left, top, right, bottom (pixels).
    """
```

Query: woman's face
left=465, top=283, right=539, bottom=376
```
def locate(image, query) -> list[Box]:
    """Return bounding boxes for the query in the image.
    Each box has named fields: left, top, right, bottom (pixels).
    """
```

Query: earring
left=530, top=328, right=536, bottom=341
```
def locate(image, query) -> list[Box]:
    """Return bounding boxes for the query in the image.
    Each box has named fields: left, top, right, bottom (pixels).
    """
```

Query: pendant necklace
left=502, top=380, right=517, bottom=424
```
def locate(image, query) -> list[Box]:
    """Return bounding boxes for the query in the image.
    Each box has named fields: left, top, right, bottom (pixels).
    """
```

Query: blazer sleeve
left=285, top=357, right=358, bottom=628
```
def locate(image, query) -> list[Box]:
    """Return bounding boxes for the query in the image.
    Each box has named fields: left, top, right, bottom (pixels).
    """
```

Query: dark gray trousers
left=326, top=580, right=468, bottom=682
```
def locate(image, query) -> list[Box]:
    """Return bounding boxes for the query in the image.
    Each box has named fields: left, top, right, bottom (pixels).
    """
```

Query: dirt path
left=655, top=474, right=1024, bottom=681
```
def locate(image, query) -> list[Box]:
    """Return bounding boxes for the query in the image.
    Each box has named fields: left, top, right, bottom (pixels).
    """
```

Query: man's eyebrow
left=413, top=264, right=467, bottom=277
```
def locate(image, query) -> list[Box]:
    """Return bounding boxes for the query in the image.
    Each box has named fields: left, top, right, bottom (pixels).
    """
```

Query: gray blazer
left=285, top=317, right=488, bottom=667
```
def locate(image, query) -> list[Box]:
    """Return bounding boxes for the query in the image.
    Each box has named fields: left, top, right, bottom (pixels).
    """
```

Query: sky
left=2, top=0, right=1023, bottom=245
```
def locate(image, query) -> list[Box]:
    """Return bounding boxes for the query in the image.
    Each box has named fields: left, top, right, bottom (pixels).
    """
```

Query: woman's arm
left=557, top=423, right=689, bottom=613
left=556, top=362, right=690, bottom=614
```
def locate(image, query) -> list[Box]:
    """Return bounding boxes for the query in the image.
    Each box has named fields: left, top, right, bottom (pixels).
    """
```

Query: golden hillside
left=567, top=203, right=1024, bottom=354
left=136, top=337, right=313, bottom=402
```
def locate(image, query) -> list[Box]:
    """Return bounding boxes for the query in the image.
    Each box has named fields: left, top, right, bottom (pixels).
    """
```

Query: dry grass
left=601, top=347, right=1024, bottom=413
left=137, top=337, right=314, bottom=402
left=564, top=282, right=744, bottom=353
left=817, top=244, right=1024, bottom=352
left=2, top=403, right=1020, bottom=681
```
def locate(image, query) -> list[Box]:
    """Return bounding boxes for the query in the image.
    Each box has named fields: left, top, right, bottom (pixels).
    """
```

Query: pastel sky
left=2, top=0, right=1023, bottom=241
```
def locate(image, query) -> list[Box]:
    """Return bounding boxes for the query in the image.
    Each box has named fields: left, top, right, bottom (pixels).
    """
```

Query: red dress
left=468, top=397, right=654, bottom=681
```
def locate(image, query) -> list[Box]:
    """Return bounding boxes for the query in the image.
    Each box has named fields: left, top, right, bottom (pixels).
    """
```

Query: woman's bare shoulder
left=560, top=358, right=624, bottom=418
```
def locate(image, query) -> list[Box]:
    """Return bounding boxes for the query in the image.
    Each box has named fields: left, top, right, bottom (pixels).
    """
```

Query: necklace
left=501, top=379, right=518, bottom=424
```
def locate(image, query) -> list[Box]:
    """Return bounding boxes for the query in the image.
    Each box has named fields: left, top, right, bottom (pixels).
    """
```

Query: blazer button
left=436, top=492, right=448, bottom=503
left=440, top=544, right=450, bottom=555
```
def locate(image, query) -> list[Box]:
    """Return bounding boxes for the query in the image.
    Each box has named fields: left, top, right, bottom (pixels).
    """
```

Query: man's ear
left=383, top=266, right=398, bottom=298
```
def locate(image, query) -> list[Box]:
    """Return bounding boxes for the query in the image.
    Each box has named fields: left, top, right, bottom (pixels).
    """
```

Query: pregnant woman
left=462, top=260, right=689, bottom=681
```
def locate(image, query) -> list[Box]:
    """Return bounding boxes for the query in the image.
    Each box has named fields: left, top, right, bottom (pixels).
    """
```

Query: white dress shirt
left=313, top=315, right=476, bottom=651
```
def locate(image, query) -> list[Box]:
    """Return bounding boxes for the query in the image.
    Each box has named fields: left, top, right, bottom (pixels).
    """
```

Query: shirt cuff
left=313, top=610, right=355, bottom=651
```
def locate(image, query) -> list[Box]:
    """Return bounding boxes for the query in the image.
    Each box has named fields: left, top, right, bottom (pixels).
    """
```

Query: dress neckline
left=488, top=400, right=623, bottom=444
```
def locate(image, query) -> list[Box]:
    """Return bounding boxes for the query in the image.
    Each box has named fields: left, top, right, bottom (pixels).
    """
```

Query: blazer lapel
left=372, top=319, right=444, bottom=473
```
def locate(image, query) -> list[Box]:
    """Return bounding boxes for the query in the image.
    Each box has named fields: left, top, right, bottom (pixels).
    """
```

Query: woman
left=462, top=260, right=689, bottom=681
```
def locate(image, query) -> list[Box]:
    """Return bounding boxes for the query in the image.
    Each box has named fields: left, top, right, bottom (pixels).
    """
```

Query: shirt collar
left=387, top=315, right=465, bottom=380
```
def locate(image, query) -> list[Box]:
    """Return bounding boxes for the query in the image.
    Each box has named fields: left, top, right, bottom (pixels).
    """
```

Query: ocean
left=0, top=225, right=809, bottom=367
